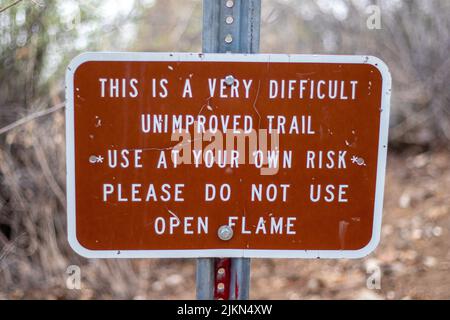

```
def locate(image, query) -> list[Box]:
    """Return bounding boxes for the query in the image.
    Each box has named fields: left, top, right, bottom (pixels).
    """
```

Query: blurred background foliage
left=0, top=0, right=449, bottom=298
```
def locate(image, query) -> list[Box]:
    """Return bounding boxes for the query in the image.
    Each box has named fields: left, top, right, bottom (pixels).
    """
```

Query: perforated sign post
left=65, top=1, right=391, bottom=300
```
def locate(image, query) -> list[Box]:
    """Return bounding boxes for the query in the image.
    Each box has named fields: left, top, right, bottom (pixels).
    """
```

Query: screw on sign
left=218, top=225, right=234, bottom=241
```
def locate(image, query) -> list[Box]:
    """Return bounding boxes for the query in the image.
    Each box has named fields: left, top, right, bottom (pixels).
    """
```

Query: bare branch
left=0, top=0, right=23, bottom=13
left=0, top=102, right=65, bottom=136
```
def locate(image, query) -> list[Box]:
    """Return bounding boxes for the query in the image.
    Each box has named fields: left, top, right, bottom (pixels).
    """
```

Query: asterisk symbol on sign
left=351, top=156, right=359, bottom=164
left=96, top=156, right=104, bottom=163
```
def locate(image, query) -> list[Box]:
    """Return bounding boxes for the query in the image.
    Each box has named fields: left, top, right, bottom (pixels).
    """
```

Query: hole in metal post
left=217, top=267, right=226, bottom=276
left=224, top=34, right=233, bottom=44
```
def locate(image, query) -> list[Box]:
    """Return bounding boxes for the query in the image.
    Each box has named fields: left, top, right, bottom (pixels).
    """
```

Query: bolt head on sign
left=66, top=53, right=391, bottom=258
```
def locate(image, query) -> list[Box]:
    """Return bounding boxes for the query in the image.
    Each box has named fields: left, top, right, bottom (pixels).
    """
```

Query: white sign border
left=66, top=52, right=391, bottom=259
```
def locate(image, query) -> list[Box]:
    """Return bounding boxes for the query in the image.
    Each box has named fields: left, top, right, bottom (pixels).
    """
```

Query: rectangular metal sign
left=66, top=52, right=391, bottom=258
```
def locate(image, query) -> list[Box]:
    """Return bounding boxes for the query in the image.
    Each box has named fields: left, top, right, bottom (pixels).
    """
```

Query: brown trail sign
left=66, top=52, right=391, bottom=259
